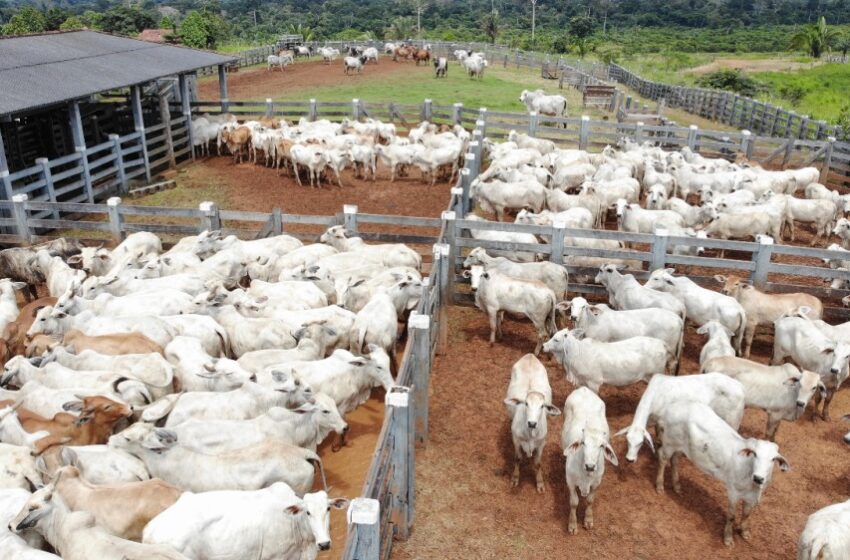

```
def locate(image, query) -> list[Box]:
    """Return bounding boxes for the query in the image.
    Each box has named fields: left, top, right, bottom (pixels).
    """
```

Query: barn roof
left=0, top=30, right=236, bottom=117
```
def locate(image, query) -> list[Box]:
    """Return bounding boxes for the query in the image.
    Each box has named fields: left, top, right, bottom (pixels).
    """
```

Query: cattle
left=595, top=264, right=686, bottom=318
left=0, top=443, right=42, bottom=491
left=9, top=484, right=190, bottom=560
left=462, top=54, right=487, bottom=79
left=519, top=89, right=568, bottom=118
left=52, top=465, right=180, bottom=541
left=434, top=56, right=448, bottom=77
left=697, top=320, right=736, bottom=367
left=715, top=274, right=823, bottom=358
left=108, top=422, right=323, bottom=495
left=143, top=484, right=349, bottom=559
left=466, top=266, right=557, bottom=355
left=343, top=55, right=368, bottom=75
left=504, top=354, right=561, bottom=492
left=463, top=247, right=569, bottom=301
left=0, top=488, right=61, bottom=559
left=363, top=46, right=379, bottom=63
left=36, top=445, right=150, bottom=485
left=62, top=329, right=164, bottom=356
left=797, top=498, right=850, bottom=560
left=651, top=401, right=789, bottom=546
left=543, top=328, right=668, bottom=394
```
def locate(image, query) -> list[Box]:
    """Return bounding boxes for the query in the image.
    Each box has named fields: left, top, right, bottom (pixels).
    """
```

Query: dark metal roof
left=0, top=30, right=236, bottom=116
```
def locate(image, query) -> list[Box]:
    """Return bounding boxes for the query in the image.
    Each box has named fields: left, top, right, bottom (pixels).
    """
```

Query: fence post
left=179, top=74, right=195, bottom=161
left=108, top=134, right=128, bottom=195
left=409, top=312, right=432, bottom=445
left=343, top=204, right=359, bottom=236
left=347, top=498, right=380, bottom=560
left=450, top=186, right=464, bottom=216
left=442, top=211, right=457, bottom=306
left=549, top=220, right=566, bottom=264
left=11, top=194, right=30, bottom=244
left=649, top=228, right=668, bottom=271
left=750, top=235, right=774, bottom=288
left=199, top=201, right=221, bottom=232
left=527, top=111, right=538, bottom=137
left=271, top=207, right=283, bottom=235
left=130, top=85, right=152, bottom=183
left=634, top=121, right=644, bottom=145
left=579, top=115, right=590, bottom=150
left=821, top=136, right=837, bottom=184
left=265, top=98, right=273, bottom=118
left=478, top=108, right=488, bottom=137
left=740, top=130, right=753, bottom=160
left=460, top=166, right=473, bottom=217
left=352, top=98, right=360, bottom=121
left=309, top=99, right=318, bottom=121
left=452, top=102, right=463, bottom=125
left=782, top=137, right=795, bottom=168
left=158, top=94, right=176, bottom=169
left=386, top=385, right=413, bottom=539
left=106, top=197, right=124, bottom=244
left=36, top=158, right=59, bottom=220
left=434, top=242, right=450, bottom=354
left=687, top=125, right=698, bottom=150
left=423, top=98, right=433, bottom=122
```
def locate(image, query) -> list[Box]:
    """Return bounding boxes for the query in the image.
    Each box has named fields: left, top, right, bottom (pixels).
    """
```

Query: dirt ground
left=198, top=59, right=416, bottom=102
left=686, top=57, right=822, bottom=76
left=392, top=305, right=850, bottom=560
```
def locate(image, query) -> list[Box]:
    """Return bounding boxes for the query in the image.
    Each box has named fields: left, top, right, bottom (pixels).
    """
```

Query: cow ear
left=330, top=498, right=350, bottom=509
left=503, top=397, right=523, bottom=407
left=544, top=404, right=562, bottom=416
left=713, top=275, right=726, bottom=283
left=348, top=358, right=368, bottom=367
left=603, top=442, right=619, bottom=466
left=67, top=255, right=83, bottom=265
left=774, top=455, right=791, bottom=472
left=784, top=376, right=801, bottom=386
left=571, top=329, right=585, bottom=340
left=62, top=400, right=83, bottom=413
left=284, top=504, right=304, bottom=515
left=739, top=447, right=756, bottom=457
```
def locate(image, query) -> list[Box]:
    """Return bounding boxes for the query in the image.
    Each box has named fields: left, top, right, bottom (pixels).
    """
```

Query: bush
left=178, top=10, right=229, bottom=49
left=1, top=6, right=47, bottom=36
left=777, top=84, right=807, bottom=107
left=552, top=35, right=569, bottom=54
left=695, top=69, right=765, bottom=97
left=596, top=43, right=623, bottom=64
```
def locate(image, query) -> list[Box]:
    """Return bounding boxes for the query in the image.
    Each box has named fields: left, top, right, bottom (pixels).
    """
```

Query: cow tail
left=307, top=454, right=328, bottom=492
left=548, top=292, right=558, bottom=336
left=674, top=318, right=685, bottom=376
left=734, top=309, right=747, bottom=357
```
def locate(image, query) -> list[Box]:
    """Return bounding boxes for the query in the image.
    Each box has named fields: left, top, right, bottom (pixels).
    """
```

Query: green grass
left=753, top=64, right=850, bottom=122
left=216, top=40, right=271, bottom=54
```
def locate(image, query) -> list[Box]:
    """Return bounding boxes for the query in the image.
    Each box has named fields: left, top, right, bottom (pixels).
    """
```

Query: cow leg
left=765, top=414, right=781, bottom=442
left=655, top=449, right=670, bottom=494
left=510, top=441, right=521, bottom=488
left=671, top=452, right=682, bottom=495
left=584, top=486, right=596, bottom=529
left=488, top=312, right=498, bottom=346
left=533, top=445, right=545, bottom=493
left=723, top=499, right=737, bottom=546
left=568, top=484, right=579, bottom=534
left=821, top=388, right=834, bottom=421
left=743, top=322, right=756, bottom=359
left=812, top=390, right=823, bottom=421
left=738, top=501, right=755, bottom=541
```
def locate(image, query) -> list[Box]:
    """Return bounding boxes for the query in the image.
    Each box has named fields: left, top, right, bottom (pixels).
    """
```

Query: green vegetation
left=695, top=70, right=765, bottom=97
left=178, top=10, right=229, bottom=49
left=790, top=17, right=841, bottom=58
left=756, top=64, right=850, bottom=121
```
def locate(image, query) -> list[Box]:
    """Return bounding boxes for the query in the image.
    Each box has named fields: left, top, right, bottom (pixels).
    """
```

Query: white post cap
left=347, top=498, right=380, bottom=525
left=654, top=228, right=669, bottom=236
left=759, top=235, right=774, bottom=245
left=343, top=204, right=358, bottom=214
left=408, top=312, right=431, bottom=329
left=12, top=194, right=28, bottom=203
left=385, top=385, right=410, bottom=407
left=107, top=197, right=122, bottom=207
left=441, top=210, right=456, bottom=220
left=450, top=187, right=463, bottom=195
left=199, top=201, right=216, bottom=212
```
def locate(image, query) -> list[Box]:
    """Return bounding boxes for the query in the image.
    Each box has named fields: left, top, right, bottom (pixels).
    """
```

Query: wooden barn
left=0, top=30, right=235, bottom=203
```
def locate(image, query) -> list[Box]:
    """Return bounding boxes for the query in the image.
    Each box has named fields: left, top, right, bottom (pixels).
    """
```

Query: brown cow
left=220, top=126, right=252, bottom=163
left=25, top=333, right=59, bottom=358
left=2, top=296, right=57, bottom=362
left=53, top=465, right=181, bottom=541
left=413, top=48, right=431, bottom=66
left=16, top=395, right=133, bottom=454
left=393, top=46, right=412, bottom=62
left=62, top=329, right=164, bottom=356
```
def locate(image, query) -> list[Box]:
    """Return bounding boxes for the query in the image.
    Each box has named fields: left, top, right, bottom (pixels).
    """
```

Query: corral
left=1, top=39, right=850, bottom=560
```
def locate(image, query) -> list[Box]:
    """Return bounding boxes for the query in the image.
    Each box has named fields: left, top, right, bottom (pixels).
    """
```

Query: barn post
left=442, top=210, right=457, bottom=307
left=109, top=135, right=128, bottom=195
left=462, top=153, right=476, bottom=215
left=450, top=186, right=463, bottom=216
left=633, top=121, right=644, bottom=145
left=36, top=158, right=59, bottom=220
left=199, top=201, right=221, bottom=232
left=347, top=498, right=380, bottom=559
left=68, top=101, right=94, bottom=203
left=782, top=137, right=795, bottom=168
left=687, top=125, right=698, bottom=151
left=579, top=115, right=590, bottom=150
left=433, top=243, right=450, bottom=354
left=179, top=74, right=195, bottom=161
left=477, top=108, right=488, bottom=137
left=309, top=99, right=318, bottom=122
left=650, top=228, right=668, bottom=271
left=386, top=386, right=413, bottom=538
left=409, top=312, right=432, bottom=445
left=265, top=98, right=274, bottom=118
left=452, top=102, right=462, bottom=125
left=0, top=126, right=12, bottom=201
left=130, top=85, right=152, bottom=183
left=217, top=64, right=230, bottom=112
left=549, top=219, right=566, bottom=265
left=106, top=197, right=125, bottom=244
left=271, top=207, right=283, bottom=235
left=750, top=235, right=774, bottom=288
left=740, top=130, right=753, bottom=160
left=158, top=94, right=176, bottom=170
left=343, top=204, right=359, bottom=236
left=11, top=194, right=30, bottom=244
left=821, top=136, right=836, bottom=184
left=527, top=111, right=538, bottom=138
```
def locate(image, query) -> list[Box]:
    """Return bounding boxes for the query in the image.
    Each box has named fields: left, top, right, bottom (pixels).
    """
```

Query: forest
left=2, top=0, right=850, bottom=54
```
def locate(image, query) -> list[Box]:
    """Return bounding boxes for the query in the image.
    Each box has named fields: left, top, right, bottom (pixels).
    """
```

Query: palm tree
left=385, top=16, right=414, bottom=40
left=790, top=16, right=839, bottom=58
left=836, top=35, right=850, bottom=60
left=481, top=11, right=499, bottom=44
left=288, top=22, right=315, bottom=42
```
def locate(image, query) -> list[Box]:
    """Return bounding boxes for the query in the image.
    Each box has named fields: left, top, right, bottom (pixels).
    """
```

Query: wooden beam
left=179, top=74, right=195, bottom=160
left=218, top=65, right=229, bottom=112
left=130, top=85, right=152, bottom=183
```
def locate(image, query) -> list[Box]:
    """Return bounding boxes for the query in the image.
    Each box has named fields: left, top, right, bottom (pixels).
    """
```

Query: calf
left=53, top=465, right=180, bottom=541
left=543, top=328, right=668, bottom=394
left=653, top=401, right=789, bottom=546
left=466, top=266, right=557, bottom=355
left=561, top=387, right=617, bottom=534
left=595, top=264, right=686, bottom=318
left=343, top=55, right=367, bottom=75
left=433, top=57, right=448, bottom=77
left=715, top=274, right=823, bottom=358
left=697, top=320, right=736, bottom=368
left=703, top=356, right=823, bottom=440
left=504, top=354, right=560, bottom=492
left=63, top=329, right=164, bottom=356
left=463, top=247, right=568, bottom=300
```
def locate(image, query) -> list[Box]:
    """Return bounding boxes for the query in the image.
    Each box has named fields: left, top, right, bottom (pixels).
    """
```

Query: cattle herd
left=0, top=223, right=426, bottom=559
left=192, top=114, right=471, bottom=188
left=460, top=130, right=850, bottom=555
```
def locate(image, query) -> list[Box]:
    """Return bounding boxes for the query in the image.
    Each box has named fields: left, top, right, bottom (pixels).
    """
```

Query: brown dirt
left=392, top=305, right=850, bottom=560
left=197, top=59, right=417, bottom=102
left=686, top=58, right=821, bottom=76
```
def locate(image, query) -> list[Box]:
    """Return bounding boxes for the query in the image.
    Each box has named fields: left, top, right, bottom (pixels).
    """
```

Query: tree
left=288, top=23, right=315, bottom=42
left=836, top=35, right=850, bottom=59
left=571, top=37, right=593, bottom=58
left=1, top=6, right=46, bottom=36
left=481, top=11, right=499, bottom=44
left=80, top=11, right=104, bottom=31
left=529, top=0, right=538, bottom=46
left=101, top=5, right=155, bottom=36
left=406, top=0, right=429, bottom=38
left=160, top=15, right=176, bottom=31
left=179, top=10, right=229, bottom=49
left=790, top=16, right=839, bottom=58
left=44, top=7, right=70, bottom=31
left=569, top=15, right=594, bottom=40
left=385, top=16, right=414, bottom=40
left=59, top=15, right=85, bottom=31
